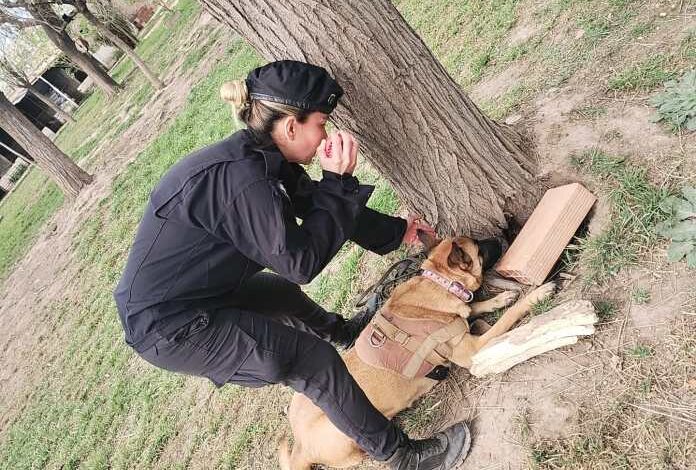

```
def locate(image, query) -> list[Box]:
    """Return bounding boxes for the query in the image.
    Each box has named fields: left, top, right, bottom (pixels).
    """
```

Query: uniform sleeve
left=215, top=175, right=373, bottom=285
left=287, top=166, right=407, bottom=255
left=350, top=207, right=407, bottom=255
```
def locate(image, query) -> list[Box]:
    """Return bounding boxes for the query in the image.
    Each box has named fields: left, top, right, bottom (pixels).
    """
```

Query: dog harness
left=355, top=308, right=468, bottom=379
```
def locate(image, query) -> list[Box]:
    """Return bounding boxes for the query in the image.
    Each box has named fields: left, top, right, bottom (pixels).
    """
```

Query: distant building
left=1, top=59, right=87, bottom=164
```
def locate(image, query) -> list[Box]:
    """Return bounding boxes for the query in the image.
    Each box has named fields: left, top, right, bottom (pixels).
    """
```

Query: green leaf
left=655, top=220, right=674, bottom=237
left=686, top=250, right=696, bottom=268
left=666, top=220, right=696, bottom=241
left=682, top=186, right=696, bottom=207
left=658, top=196, right=680, bottom=214
left=687, top=116, right=696, bottom=131
left=667, top=241, right=693, bottom=262
left=675, top=199, right=696, bottom=220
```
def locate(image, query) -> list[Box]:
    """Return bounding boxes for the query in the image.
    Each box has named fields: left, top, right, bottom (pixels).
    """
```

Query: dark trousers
left=138, top=272, right=404, bottom=460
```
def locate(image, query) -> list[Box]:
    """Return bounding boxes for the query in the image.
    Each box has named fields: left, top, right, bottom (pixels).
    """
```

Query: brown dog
left=278, top=235, right=555, bottom=469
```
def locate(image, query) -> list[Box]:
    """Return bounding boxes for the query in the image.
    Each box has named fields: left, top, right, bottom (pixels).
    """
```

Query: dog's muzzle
left=478, top=237, right=506, bottom=271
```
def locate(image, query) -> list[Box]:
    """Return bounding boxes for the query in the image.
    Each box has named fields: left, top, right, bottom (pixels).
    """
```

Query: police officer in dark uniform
left=114, top=60, right=471, bottom=469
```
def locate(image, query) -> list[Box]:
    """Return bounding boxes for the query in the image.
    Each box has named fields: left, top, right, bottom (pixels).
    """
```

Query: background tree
left=63, top=0, right=164, bottom=90
left=0, top=90, right=92, bottom=198
left=0, top=0, right=121, bottom=96
left=70, top=0, right=139, bottom=50
left=0, top=55, right=77, bottom=124
left=199, top=0, right=540, bottom=237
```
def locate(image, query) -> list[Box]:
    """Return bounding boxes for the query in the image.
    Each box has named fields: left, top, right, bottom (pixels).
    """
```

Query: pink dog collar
left=421, top=269, right=474, bottom=303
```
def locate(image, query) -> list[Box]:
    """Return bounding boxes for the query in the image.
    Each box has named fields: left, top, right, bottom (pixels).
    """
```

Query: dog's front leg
left=469, top=291, right=519, bottom=316
left=474, top=282, right=556, bottom=350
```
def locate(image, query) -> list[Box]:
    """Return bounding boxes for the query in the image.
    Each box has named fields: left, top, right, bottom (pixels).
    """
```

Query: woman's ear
left=284, top=116, right=297, bottom=141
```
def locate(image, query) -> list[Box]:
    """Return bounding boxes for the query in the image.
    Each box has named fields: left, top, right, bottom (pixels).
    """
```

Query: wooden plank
left=495, top=183, right=596, bottom=285
left=470, top=300, right=598, bottom=377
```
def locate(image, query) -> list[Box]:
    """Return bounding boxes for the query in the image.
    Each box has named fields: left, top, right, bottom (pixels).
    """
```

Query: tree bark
left=74, top=1, right=164, bottom=90
left=28, top=85, right=77, bottom=124
left=0, top=92, right=92, bottom=199
left=26, top=3, right=121, bottom=97
left=199, top=0, right=540, bottom=237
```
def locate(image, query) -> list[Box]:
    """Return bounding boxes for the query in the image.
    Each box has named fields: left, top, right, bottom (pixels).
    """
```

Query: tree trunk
left=76, top=3, right=165, bottom=90
left=199, top=0, right=540, bottom=237
left=0, top=92, right=92, bottom=199
left=28, top=85, right=77, bottom=124
left=27, top=4, right=121, bottom=97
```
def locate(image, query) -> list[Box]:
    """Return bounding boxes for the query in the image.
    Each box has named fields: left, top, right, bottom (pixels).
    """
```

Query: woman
left=114, top=60, right=470, bottom=469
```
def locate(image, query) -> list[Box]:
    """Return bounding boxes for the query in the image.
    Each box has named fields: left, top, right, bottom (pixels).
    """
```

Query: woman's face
left=274, top=111, right=329, bottom=164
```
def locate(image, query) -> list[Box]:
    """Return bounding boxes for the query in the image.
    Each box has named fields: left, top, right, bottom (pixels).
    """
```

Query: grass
left=570, top=105, right=607, bottom=120
left=394, top=0, right=519, bottom=86
left=394, top=395, right=443, bottom=436
left=530, top=295, right=557, bottom=316
left=0, top=169, right=63, bottom=280
left=181, top=30, right=222, bottom=73
left=130, top=0, right=201, bottom=75
left=631, top=287, right=651, bottom=304
left=477, top=82, right=529, bottom=120
left=627, top=344, right=653, bottom=359
left=571, top=149, right=673, bottom=285
left=608, top=55, right=677, bottom=92
left=524, top=319, right=695, bottom=470
left=593, top=300, right=619, bottom=321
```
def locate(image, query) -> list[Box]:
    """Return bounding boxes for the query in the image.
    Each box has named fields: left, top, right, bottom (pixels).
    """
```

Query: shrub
left=650, top=70, right=696, bottom=132
left=656, top=186, right=696, bottom=267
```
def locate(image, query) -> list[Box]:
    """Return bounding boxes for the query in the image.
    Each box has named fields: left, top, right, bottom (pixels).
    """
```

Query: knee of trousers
left=290, top=339, right=346, bottom=380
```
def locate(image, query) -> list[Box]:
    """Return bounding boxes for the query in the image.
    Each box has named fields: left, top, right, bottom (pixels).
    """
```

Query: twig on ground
left=628, top=403, right=696, bottom=425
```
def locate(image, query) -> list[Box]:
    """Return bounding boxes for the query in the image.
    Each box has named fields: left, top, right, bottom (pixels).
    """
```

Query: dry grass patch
left=522, top=317, right=695, bottom=469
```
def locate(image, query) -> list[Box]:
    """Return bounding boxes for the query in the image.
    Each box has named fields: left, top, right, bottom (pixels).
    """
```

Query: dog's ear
left=447, top=241, right=472, bottom=270
left=417, top=229, right=439, bottom=252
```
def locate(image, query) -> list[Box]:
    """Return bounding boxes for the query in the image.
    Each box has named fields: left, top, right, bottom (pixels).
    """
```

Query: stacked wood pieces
left=470, top=300, right=598, bottom=377
left=495, top=183, right=596, bottom=285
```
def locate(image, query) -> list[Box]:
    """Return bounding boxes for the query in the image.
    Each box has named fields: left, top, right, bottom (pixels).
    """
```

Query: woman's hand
left=317, top=131, right=358, bottom=175
left=402, top=214, right=436, bottom=246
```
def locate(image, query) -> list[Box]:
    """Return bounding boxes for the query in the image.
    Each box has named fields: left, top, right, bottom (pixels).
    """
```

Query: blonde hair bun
left=220, top=80, right=249, bottom=108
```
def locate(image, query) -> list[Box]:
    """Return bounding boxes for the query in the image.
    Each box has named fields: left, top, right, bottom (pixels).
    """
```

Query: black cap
left=246, top=60, right=343, bottom=114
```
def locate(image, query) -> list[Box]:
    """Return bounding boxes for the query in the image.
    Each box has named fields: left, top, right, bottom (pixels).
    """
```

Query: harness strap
left=370, top=313, right=468, bottom=379
left=402, top=318, right=468, bottom=378
left=370, top=315, right=452, bottom=371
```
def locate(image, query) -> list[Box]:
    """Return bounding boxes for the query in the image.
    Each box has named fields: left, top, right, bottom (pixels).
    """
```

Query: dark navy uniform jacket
left=114, top=130, right=406, bottom=352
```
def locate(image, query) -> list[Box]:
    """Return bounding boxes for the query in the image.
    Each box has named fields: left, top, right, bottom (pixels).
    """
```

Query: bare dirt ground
left=459, top=4, right=696, bottom=468
left=0, top=11, right=234, bottom=437
left=1, top=3, right=695, bottom=470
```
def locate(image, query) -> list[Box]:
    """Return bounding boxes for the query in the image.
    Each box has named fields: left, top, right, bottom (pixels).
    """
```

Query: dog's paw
left=492, top=290, right=519, bottom=309
left=526, top=281, right=556, bottom=305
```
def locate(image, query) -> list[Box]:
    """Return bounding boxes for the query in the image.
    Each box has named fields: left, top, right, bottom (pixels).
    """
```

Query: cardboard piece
left=495, top=183, right=596, bottom=285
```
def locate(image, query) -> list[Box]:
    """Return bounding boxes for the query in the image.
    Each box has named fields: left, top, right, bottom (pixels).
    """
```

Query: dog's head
left=417, top=230, right=504, bottom=293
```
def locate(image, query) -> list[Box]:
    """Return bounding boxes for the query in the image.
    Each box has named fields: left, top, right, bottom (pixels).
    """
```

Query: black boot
left=386, top=422, right=471, bottom=470
left=331, top=307, right=377, bottom=349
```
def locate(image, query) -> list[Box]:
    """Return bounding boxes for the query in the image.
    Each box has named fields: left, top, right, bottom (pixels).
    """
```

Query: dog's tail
left=278, top=432, right=313, bottom=470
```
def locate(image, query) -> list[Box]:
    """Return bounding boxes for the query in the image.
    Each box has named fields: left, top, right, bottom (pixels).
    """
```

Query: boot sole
left=446, top=422, right=472, bottom=469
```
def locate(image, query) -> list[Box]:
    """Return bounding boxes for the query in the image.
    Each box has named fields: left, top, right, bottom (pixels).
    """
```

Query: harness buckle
left=369, top=328, right=387, bottom=348
left=393, top=330, right=410, bottom=346
left=449, top=281, right=474, bottom=302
